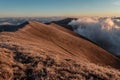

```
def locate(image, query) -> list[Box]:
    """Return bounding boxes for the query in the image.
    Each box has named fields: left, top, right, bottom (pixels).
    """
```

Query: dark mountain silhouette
left=0, top=21, right=29, bottom=32
left=46, top=18, right=76, bottom=30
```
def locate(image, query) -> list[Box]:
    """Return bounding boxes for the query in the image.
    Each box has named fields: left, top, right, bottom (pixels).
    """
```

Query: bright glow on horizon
left=0, top=0, right=120, bottom=17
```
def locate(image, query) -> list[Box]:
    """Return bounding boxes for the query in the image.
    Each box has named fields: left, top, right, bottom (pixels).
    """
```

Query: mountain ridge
left=1, top=21, right=120, bottom=79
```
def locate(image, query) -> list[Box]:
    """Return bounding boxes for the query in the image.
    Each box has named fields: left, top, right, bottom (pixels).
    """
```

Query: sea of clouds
left=0, top=17, right=65, bottom=25
left=69, top=17, right=120, bottom=55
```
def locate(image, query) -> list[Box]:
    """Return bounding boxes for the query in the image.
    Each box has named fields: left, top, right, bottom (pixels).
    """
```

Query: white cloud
left=69, top=17, right=120, bottom=55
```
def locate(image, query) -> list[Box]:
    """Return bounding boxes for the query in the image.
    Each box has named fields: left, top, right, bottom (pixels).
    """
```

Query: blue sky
left=0, top=0, right=120, bottom=17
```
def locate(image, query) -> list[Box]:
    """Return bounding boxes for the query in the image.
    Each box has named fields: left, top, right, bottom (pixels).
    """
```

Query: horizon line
left=0, top=15, right=120, bottom=18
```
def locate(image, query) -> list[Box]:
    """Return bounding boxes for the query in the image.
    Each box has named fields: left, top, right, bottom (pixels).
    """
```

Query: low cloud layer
left=0, top=17, right=65, bottom=25
left=69, top=17, right=120, bottom=55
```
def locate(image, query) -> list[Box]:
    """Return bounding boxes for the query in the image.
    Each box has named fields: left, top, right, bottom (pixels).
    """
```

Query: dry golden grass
left=0, top=21, right=120, bottom=80
left=0, top=44, right=120, bottom=80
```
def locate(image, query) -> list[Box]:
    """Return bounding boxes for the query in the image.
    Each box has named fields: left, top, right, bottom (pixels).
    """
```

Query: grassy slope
left=0, top=21, right=120, bottom=80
